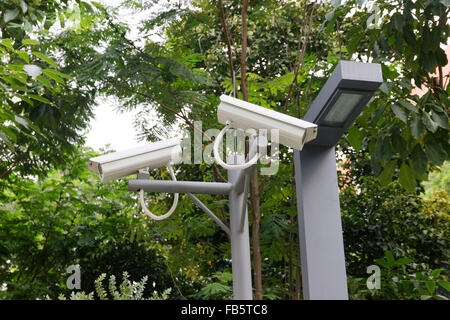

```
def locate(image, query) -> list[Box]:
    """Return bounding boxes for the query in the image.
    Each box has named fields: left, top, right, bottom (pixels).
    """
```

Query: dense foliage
left=339, top=149, right=449, bottom=276
left=0, top=147, right=176, bottom=299
left=0, top=0, right=95, bottom=181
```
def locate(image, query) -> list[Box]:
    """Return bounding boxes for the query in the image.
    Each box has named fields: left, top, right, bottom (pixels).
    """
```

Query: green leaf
left=347, top=126, right=363, bottom=151
left=391, top=104, right=407, bottom=123
left=347, top=26, right=364, bottom=54
left=425, top=142, right=447, bottom=166
left=436, top=48, right=448, bottom=66
left=374, top=139, right=391, bottom=165
left=4, top=9, right=20, bottom=23
left=409, top=115, right=423, bottom=139
left=36, top=75, right=53, bottom=89
left=394, top=257, right=412, bottom=266
left=42, top=68, right=72, bottom=80
left=379, top=160, right=396, bottom=186
left=385, top=250, right=395, bottom=266
left=0, top=39, right=14, bottom=50
left=31, top=52, right=58, bottom=67
left=0, top=130, right=14, bottom=146
left=0, top=126, right=17, bottom=142
left=422, top=52, right=437, bottom=73
left=438, top=92, right=450, bottom=107
left=372, top=105, right=385, bottom=124
left=438, top=280, right=450, bottom=291
left=425, top=281, right=436, bottom=294
left=375, top=258, right=390, bottom=268
left=325, top=10, right=335, bottom=21
left=14, top=115, right=30, bottom=129
left=378, top=82, right=390, bottom=95
left=393, top=13, right=404, bottom=30
left=22, top=39, right=39, bottom=46
left=15, top=94, right=34, bottom=106
left=28, top=94, right=51, bottom=104
left=430, top=268, right=443, bottom=279
left=411, top=145, right=427, bottom=177
left=403, top=28, right=416, bottom=47
left=42, top=69, right=64, bottom=85
left=390, top=127, right=407, bottom=155
left=399, top=162, right=416, bottom=192
left=1, top=75, right=26, bottom=90
left=332, top=0, right=341, bottom=7
left=399, top=100, right=418, bottom=113
left=431, top=110, right=448, bottom=129
left=20, top=0, right=28, bottom=13
left=16, top=50, right=29, bottom=63
left=422, top=112, right=438, bottom=133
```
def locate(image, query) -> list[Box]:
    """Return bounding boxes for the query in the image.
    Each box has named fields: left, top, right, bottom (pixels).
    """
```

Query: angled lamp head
left=304, top=60, right=383, bottom=147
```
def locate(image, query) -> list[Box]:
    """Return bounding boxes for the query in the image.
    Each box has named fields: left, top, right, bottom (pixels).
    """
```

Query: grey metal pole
left=228, top=154, right=253, bottom=300
left=128, top=180, right=232, bottom=195
left=294, top=146, right=348, bottom=300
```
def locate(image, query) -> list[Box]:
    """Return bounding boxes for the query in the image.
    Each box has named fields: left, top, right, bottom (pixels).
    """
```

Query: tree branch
left=240, top=0, right=250, bottom=101
left=283, top=0, right=317, bottom=113
left=218, top=0, right=235, bottom=81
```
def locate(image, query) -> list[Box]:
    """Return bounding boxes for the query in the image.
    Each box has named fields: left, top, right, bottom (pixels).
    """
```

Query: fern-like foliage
left=190, top=272, right=232, bottom=300
left=58, top=272, right=171, bottom=300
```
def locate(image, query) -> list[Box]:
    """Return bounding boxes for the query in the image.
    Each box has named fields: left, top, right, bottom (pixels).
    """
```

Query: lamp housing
left=304, top=60, right=383, bottom=147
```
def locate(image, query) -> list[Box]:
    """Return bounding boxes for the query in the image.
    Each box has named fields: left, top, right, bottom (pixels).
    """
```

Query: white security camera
left=88, top=138, right=182, bottom=182
left=217, top=95, right=317, bottom=150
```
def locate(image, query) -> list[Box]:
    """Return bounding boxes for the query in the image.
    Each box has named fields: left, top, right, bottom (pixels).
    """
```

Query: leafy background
left=0, top=0, right=449, bottom=300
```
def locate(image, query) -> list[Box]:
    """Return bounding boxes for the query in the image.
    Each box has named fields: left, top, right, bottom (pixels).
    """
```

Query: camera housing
left=88, top=138, right=182, bottom=182
left=217, top=95, right=317, bottom=150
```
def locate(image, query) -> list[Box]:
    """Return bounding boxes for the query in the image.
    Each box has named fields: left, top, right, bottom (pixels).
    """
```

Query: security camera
left=217, top=95, right=318, bottom=150
left=88, top=138, right=182, bottom=182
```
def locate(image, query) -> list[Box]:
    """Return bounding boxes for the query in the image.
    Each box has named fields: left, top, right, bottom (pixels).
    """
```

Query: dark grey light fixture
left=294, top=60, right=383, bottom=300
left=304, top=61, right=383, bottom=146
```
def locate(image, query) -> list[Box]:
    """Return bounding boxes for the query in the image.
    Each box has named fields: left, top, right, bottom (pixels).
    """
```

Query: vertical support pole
left=228, top=154, right=253, bottom=300
left=294, top=146, right=348, bottom=300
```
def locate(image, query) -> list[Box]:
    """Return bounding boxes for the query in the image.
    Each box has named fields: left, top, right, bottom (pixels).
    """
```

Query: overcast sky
left=84, top=97, right=146, bottom=151
left=84, top=0, right=165, bottom=152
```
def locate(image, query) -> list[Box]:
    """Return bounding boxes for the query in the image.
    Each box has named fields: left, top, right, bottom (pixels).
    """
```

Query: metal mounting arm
left=187, top=193, right=231, bottom=236
left=128, top=180, right=232, bottom=195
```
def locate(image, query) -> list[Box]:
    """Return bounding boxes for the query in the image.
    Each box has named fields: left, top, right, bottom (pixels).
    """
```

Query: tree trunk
left=240, top=0, right=249, bottom=101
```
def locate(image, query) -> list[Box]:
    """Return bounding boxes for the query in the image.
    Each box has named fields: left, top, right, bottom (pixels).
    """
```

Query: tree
left=338, top=147, right=449, bottom=277
left=0, top=0, right=97, bottom=180
left=326, top=0, right=449, bottom=192
left=0, top=146, right=174, bottom=299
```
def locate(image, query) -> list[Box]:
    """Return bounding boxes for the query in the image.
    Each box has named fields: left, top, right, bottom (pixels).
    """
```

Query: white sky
left=84, top=97, right=146, bottom=151
left=84, top=0, right=165, bottom=152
